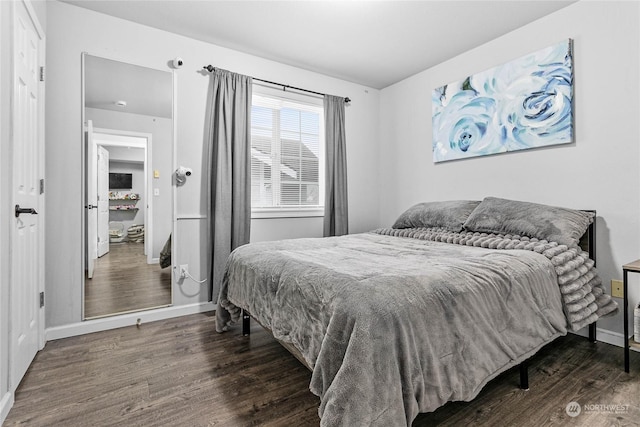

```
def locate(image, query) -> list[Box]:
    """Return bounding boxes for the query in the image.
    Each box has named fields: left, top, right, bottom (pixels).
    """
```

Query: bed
left=215, top=197, right=618, bottom=426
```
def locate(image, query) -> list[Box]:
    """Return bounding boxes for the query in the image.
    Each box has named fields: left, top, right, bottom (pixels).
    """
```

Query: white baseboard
left=1, top=391, right=14, bottom=425
left=45, top=302, right=215, bottom=341
left=594, top=327, right=631, bottom=349
left=569, top=327, right=637, bottom=350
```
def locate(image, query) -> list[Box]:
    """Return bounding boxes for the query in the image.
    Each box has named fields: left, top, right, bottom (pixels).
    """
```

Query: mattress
left=217, top=230, right=569, bottom=425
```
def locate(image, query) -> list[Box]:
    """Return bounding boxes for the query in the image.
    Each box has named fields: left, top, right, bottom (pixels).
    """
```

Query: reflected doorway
left=84, top=126, right=171, bottom=319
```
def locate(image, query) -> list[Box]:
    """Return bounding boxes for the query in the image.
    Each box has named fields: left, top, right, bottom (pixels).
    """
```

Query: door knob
left=85, top=205, right=98, bottom=209
left=15, top=204, right=38, bottom=218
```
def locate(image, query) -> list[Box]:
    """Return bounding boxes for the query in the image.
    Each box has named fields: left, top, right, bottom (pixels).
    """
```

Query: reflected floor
left=85, top=242, right=171, bottom=318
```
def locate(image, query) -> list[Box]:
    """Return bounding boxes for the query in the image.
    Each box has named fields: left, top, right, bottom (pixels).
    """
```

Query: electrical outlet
left=611, top=279, right=624, bottom=298
left=173, top=264, right=188, bottom=282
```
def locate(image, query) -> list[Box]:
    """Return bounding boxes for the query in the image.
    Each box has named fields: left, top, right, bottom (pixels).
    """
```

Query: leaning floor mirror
left=81, top=53, right=175, bottom=319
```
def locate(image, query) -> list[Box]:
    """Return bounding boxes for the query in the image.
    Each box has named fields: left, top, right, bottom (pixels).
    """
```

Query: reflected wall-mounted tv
left=109, top=173, right=132, bottom=189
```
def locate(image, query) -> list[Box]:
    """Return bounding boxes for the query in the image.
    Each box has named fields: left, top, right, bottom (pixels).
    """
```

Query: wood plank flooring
left=85, top=242, right=171, bottom=318
left=4, top=313, right=640, bottom=426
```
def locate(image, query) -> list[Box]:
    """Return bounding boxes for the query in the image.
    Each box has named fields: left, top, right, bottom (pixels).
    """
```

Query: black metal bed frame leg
left=589, top=322, right=597, bottom=343
left=516, top=322, right=596, bottom=392
left=519, top=362, right=529, bottom=390
left=242, top=309, right=251, bottom=336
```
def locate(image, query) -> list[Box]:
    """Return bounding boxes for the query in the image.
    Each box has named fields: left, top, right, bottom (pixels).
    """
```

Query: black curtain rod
left=203, top=65, right=350, bottom=103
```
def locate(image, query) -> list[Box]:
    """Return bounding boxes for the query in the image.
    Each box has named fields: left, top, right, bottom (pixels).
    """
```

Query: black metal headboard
left=579, top=210, right=596, bottom=264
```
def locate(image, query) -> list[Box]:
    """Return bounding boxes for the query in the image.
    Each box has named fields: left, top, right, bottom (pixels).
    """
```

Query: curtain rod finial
left=345, top=97, right=351, bottom=104
left=203, top=65, right=214, bottom=72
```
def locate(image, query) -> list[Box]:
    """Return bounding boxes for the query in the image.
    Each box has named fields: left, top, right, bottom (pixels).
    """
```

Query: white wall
left=45, top=1, right=380, bottom=329
left=106, top=146, right=145, bottom=163
left=379, top=1, right=640, bottom=340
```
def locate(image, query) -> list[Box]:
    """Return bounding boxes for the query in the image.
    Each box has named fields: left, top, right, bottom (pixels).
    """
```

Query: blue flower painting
left=432, top=39, right=573, bottom=163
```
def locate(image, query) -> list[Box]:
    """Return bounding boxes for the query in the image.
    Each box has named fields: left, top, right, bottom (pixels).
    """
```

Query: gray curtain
left=323, top=95, right=349, bottom=237
left=207, top=68, right=252, bottom=301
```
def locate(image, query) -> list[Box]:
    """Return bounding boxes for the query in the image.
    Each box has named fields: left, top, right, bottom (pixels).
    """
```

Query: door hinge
left=40, top=178, right=44, bottom=194
left=40, top=291, right=44, bottom=308
left=39, top=66, right=45, bottom=82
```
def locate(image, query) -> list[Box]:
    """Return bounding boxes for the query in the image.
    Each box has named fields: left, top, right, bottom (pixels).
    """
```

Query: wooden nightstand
left=622, top=259, right=640, bottom=372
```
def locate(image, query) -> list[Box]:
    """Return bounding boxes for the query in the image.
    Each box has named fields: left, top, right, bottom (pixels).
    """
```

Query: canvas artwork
left=432, top=39, right=573, bottom=163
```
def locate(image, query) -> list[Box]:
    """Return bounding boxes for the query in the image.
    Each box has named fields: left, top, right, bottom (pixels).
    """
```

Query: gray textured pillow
left=462, top=197, right=594, bottom=246
left=392, top=200, right=480, bottom=232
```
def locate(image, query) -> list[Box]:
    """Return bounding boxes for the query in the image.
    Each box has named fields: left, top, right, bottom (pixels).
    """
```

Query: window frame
left=250, top=85, right=325, bottom=219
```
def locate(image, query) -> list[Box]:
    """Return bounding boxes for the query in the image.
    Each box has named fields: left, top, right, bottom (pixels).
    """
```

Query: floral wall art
left=432, top=39, right=574, bottom=163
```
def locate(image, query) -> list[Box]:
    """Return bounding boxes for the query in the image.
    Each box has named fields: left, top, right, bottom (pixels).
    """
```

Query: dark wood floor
left=4, top=313, right=640, bottom=426
left=85, top=242, right=172, bottom=318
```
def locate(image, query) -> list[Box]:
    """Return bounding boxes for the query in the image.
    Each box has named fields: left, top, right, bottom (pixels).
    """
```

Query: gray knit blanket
left=374, top=227, right=618, bottom=330
left=216, top=230, right=617, bottom=426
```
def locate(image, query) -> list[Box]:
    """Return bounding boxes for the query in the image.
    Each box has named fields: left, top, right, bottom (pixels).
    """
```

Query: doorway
left=84, top=126, right=171, bottom=319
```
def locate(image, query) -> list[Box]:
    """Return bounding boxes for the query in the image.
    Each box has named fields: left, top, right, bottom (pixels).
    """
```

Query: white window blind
left=251, top=90, right=324, bottom=216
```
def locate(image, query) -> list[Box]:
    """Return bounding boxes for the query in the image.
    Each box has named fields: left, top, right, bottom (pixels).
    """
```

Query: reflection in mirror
left=82, top=53, right=173, bottom=319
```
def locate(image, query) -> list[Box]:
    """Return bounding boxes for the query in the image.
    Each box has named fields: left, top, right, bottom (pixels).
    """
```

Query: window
left=251, top=88, right=324, bottom=218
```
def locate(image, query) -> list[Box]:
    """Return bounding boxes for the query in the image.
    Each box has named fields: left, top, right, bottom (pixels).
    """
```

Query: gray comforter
left=215, top=229, right=611, bottom=426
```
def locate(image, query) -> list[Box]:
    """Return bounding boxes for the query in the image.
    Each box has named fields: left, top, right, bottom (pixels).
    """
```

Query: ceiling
left=84, top=54, right=173, bottom=118
left=66, top=1, right=575, bottom=89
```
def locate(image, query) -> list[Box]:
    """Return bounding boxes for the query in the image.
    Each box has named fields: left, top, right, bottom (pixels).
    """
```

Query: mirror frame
left=80, top=52, right=177, bottom=321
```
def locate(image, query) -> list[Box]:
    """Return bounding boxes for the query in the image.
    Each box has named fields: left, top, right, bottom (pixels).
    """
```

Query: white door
left=11, top=0, right=44, bottom=388
left=86, top=120, right=97, bottom=278
left=97, top=145, right=109, bottom=257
